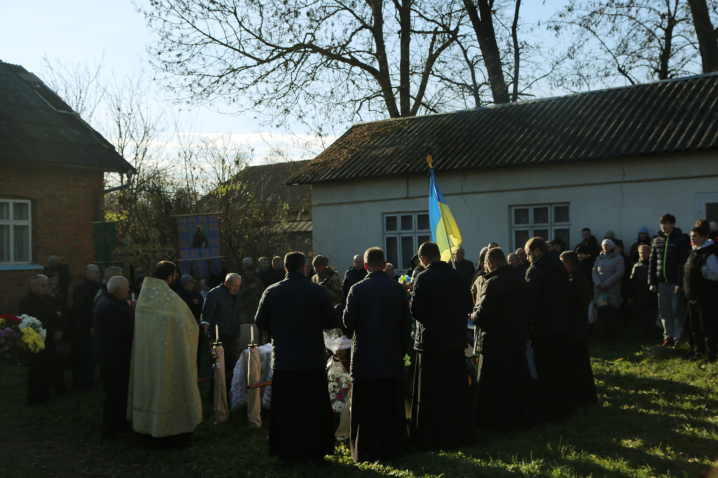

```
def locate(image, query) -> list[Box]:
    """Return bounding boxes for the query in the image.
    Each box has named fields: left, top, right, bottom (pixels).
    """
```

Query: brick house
left=0, top=61, right=134, bottom=313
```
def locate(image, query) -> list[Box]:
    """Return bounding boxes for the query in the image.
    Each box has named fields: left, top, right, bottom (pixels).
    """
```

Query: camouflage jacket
left=312, top=269, right=343, bottom=305
left=239, top=275, right=265, bottom=315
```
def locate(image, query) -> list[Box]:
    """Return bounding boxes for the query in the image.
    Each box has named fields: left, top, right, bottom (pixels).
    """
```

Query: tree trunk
left=370, top=0, right=401, bottom=117
left=658, top=16, right=675, bottom=80
left=511, top=0, right=521, bottom=102
left=397, top=0, right=412, bottom=116
left=462, top=0, right=510, bottom=104
left=687, top=0, right=718, bottom=73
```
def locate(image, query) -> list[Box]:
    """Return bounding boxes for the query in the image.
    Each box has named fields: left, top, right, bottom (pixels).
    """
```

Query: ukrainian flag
left=428, top=156, right=462, bottom=262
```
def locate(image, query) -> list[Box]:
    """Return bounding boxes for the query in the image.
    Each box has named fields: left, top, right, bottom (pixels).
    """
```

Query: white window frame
left=383, top=212, right=431, bottom=272
left=0, top=199, right=32, bottom=265
left=511, top=203, right=570, bottom=251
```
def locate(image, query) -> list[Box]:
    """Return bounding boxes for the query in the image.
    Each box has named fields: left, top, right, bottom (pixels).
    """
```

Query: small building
left=0, top=61, right=134, bottom=313
left=287, top=73, right=718, bottom=272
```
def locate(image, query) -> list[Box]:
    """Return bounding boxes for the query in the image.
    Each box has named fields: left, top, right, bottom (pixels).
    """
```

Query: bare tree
left=549, top=0, right=701, bottom=91
left=40, top=54, right=105, bottom=123
left=687, top=0, right=718, bottom=72
left=137, top=0, right=466, bottom=128
left=430, top=0, right=558, bottom=108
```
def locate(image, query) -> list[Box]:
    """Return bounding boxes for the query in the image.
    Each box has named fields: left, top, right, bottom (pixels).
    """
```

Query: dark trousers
left=633, top=305, right=659, bottom=340
left=75, top=336, right=98, bottom=389
left=101, top=365, right=130, bottom=436
left=27, top=346, right=65, bottom=406
left=599, top=305, right=619, bottom=342
left=686, top=300, right=717, bottom=362
left=531, top=333, right=570, bottom=423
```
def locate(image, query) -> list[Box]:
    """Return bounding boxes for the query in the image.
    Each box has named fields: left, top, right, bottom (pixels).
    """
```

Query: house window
left=0, top=200, right=32, bottom=264
left=384, top=212, right=431, bottom=272
left=511, top=204, right=570, bottom=251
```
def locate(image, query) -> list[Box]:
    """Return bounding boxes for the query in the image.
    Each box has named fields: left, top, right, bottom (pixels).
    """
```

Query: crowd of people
left=15, top=212, right=717, bottom=464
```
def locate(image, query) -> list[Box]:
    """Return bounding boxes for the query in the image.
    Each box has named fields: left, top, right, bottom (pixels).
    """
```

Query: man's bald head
left=84, top=264, right=101, bottom=283
left=30, top=274, right=50, bottom=297
left=353, top=255, right=364, bottom=270
left=225, top=273, right=241, bottom=295
left=507, top=253, right=519, bottom=269
left=108, top=276, right=130, bottom=299
left=515, top=248, right=527, bottom=263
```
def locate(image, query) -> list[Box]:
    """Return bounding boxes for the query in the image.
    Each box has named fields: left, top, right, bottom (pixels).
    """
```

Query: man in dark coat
left=524, top=237, right=571, bottom=422
left=201, top=273, right=242, bottom=402
left=343, top=255, right=368, bottom=300
left=262, top=257, right=286, bottom=289
left=256, top=252, right=338, bottom=466
left=560, top=251, right=598, bottom=409
left=574, top=228, right=601, bottom=260
left=453, top=246, right=476, bottom=289
left=649, top=214, right=691, bottom=347
left=470, top=247, right=531, bottom=431
left=19, top=274, right=66, bottom=405
left=342, top=247, right=412, bottom=462
left=43, top=255, right=71, bottom=299
left=72, top=264, right=102, bottom=389
left=683, top=227, right=718, bottom=362
left=410, top=242, right=476, bottom=451
left=93, top=276, right=135, bottom=439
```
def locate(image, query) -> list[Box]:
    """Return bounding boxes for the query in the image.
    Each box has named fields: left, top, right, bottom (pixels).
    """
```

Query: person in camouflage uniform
left=240, top=266, right=265, bottom=324
left=311, top=255, right=343, bottom=305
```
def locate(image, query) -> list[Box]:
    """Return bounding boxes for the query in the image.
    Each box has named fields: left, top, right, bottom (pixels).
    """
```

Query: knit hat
left=312, top=255, right=328, bottom=267
left=181, top=274, right=194, bottom=287
left=638, top=225, right=649, bottom=235
left=602, top=239, right=616, bottom=249
left=604, top=230, right=616, bottom=240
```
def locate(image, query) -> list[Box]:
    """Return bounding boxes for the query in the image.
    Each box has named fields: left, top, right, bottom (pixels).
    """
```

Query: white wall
left=311, top=150, right=718, bottom=271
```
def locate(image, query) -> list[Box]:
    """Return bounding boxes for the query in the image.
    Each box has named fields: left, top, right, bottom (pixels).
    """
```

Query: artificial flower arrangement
left=398, top=275, right=413, bottom=297
left=0, top=314, right=46, bottom=364
left=327, top=357, right=351, bottom=415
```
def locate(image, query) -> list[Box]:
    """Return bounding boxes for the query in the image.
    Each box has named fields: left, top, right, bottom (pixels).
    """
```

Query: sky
left=0, top=0, right=563, bottom=162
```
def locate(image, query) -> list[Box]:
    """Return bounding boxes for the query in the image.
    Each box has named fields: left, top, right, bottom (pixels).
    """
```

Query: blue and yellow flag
left=428, top=155, right=462, bottom=262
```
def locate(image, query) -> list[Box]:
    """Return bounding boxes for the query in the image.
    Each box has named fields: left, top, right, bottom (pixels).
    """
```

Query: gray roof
left=0, top=61, right=134, bottom=172
left=287, top=73, right=718, bottom=185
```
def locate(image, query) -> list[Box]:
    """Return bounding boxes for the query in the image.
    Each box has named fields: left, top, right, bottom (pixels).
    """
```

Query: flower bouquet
left=0, top=314, right=46, bottom=364
left=327, top=357, right=350, bottom=415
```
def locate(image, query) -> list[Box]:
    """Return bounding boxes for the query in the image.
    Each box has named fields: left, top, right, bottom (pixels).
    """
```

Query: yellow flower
left=21, top=327, right=45, bottom=354
left=0, top=318, right=5, bottom=328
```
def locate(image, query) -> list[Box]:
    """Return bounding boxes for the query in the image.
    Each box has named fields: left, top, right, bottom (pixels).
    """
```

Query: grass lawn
left=1, top=321, right=717, bottom=478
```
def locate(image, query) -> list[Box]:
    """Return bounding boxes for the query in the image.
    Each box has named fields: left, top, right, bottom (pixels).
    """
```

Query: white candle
left=215, top=325, right=219, bottom=341
left=251, top=326, right=254, bottom=343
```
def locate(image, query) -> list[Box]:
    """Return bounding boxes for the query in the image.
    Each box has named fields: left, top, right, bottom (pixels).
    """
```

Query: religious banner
left=175, top=213, right=222, bottom=276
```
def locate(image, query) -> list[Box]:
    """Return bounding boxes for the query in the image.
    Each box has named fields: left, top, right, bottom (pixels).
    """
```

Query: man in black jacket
left=574, top=228, right=601, bottom=260
left=410, top=242, right=476, bottom=451
left=19, top=274, right=66, bottom=405
left=342, top=254, right=368, bottom=299
left=649, top=214, right=691, bottom=347
left=524, top=237, right=571, bottom=422
left=261, top=256, right=286, bottom=289
left=683, top=227, right=718, bottom=362
left=560, top=251, right=598, bottom=410
left=94, top=276, right=135, bottom=439
left=255, top=252, right=338, bottom=466
left=43, top=255, right=71, bottom=299
left=470, top=247, right=531, bottom=431
left=342, top=247, right=412, bottom=462
left=72, top=264, right=102, bottom=390
left=453, top=246, right=476, bottom=288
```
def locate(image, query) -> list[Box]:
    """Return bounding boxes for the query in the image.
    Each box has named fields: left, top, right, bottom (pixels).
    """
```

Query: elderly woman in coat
left=592, top=239, right=625, bottom=342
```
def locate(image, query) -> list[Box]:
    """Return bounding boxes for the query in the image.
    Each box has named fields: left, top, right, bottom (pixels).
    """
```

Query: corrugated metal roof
left=0, top=61, right=134, bottom=172
left=286, top=73, right=718, bottom=185
left=272, top=220, right=313, bottom=233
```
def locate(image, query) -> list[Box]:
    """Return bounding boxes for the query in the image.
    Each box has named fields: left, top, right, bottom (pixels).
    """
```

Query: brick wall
left=1, top=166, right=104, bottom=313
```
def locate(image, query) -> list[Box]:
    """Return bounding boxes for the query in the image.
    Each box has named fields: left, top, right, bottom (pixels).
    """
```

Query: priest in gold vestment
left=127, top=261, right=203, bottom=442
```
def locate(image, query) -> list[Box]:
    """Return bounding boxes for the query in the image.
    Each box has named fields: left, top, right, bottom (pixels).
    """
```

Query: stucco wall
left=310, top=150, right=718, bottom=271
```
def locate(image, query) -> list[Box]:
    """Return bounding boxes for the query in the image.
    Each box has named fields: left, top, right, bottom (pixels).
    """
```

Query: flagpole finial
left=427, top=154, right=433, bottom=169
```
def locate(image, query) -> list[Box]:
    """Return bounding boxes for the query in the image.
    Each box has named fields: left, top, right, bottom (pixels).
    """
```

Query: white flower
left=19, top=315, right=47, bottom=342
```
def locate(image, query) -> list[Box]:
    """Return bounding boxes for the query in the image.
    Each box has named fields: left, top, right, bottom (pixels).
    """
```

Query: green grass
left=1, top=322, right=717, bottom=478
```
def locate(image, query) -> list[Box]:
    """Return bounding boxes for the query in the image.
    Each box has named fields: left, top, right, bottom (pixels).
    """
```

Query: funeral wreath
left=0, top=314, right=46, bottom=364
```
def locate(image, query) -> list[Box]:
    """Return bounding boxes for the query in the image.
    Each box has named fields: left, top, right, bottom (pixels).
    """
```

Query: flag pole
left=428, top=155, right=457, bottom=270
